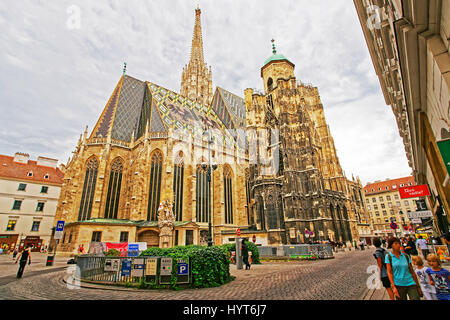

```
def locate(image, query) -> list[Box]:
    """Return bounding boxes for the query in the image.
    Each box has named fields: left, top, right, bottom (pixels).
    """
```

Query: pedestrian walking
left=15, top=245, right=32, bottom=279
left=382, top=238, right=387, bottom=248
left=385, top=237, right=423, bottom=300
left=242, top=241, right=251, bottom=270
left=78, top=244, right=84, bottom=254
left=405, top=236, right=418, bottom=256
left=416, top=236, right=430, bottom=260
left=12, top=248, right=18, bottom=259
left=411, top=255, right=437, bottom=300
left=373, top=238, right=394, bottom=300
left=425, top=254, right=450, bottom=300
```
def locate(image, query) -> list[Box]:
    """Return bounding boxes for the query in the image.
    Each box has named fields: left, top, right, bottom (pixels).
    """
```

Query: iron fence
left=257, top=244, right=333, bottom=259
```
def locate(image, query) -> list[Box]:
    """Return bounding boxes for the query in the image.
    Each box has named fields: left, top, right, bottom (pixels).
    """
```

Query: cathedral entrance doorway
left=138, top=230, right=159, bottom=247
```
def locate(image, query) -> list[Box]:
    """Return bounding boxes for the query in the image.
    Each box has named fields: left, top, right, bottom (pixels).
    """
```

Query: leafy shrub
left=219, top=241, right=261, bottom=264
left=140, top=245, right=233, bottom=289
left=103, top=249, right=121, bottom=257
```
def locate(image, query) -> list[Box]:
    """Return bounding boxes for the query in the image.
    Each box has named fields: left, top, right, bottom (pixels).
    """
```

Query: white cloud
left=0, top=0, right=411, bottom=185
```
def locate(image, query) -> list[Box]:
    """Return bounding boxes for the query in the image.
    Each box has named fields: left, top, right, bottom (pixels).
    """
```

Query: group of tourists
left=373, top=233, right=450, bottom=300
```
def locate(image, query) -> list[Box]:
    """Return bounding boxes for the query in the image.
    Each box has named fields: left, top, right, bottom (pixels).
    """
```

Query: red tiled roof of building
left=363, top=176, right=416, bottom=195
left=0, top=155, right=64, bottom=185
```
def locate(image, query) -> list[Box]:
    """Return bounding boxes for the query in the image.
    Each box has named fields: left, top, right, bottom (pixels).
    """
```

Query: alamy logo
left=66, top=5, right=81, bottom=30
left=66, top=265, right=81, bottom=290
left=366, top=265, right=382, bottom=289
left=366, top=5, right=382, bottom=30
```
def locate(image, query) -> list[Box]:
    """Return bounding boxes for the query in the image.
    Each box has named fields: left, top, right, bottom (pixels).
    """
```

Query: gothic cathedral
left=53, top=7, right=368, bottom=255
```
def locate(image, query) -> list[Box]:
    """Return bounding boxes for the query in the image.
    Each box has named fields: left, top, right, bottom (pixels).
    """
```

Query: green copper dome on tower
left=263, top=39, right=293, bottom=66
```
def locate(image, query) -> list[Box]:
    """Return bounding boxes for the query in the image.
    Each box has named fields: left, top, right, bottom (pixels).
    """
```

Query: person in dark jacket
left=242, top=242, right=250, bottom=270
left=15, top=245, right=32, bottom=278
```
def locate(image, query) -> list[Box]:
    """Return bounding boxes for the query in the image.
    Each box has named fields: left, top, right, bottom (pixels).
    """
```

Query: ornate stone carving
left=158, top=200, right=175, bottom=248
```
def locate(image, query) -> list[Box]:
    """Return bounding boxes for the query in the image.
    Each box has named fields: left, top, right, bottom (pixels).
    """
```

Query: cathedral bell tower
left=261, top=40, right=295, bottom=94
left=180, top=6, right=213, bottom=106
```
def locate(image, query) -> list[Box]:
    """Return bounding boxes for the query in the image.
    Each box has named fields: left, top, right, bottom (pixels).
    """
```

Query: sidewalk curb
left=62, top=275, right=148, bottom=292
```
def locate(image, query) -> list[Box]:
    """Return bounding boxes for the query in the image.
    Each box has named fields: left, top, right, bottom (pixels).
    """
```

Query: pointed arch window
left=267, top=195, right=277, bottom=229
left=147, top=151, right=163, bottom=221
left=245, top=170, right=252, bottom=225
left=78, top=158, right=98, bottom=221
left=173, top=152, right=184, bottom=221
left=196, top=164, right=210, bottom=223
left=258, top=196, right=265, bottom=231
left=224, top=166, right=233, bottom=225
left=104, top=158, right=123, bottom=219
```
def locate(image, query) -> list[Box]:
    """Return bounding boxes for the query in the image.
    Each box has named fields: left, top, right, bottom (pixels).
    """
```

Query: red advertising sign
left=236, top=228, right=241, bottom=236
left=105, top=242, right=128, bottom=256
left=398, top=185, right=430, bottom=199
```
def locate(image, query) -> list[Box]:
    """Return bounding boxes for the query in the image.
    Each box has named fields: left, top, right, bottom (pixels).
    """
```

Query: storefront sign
left=437, top=139, right=450, bottom=175
left=407, top=210, right=433, bottom=219
left=398, top=185, right=430, bottom=199
left=411, top=218, right=422, bottom=224
left=145, top=258, right=157, bottom=276
left=104, top=259, right=120, bottom=272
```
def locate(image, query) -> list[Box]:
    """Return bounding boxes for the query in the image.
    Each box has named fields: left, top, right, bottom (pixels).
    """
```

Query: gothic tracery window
left=196, top=164, right=210, bottom=223
left=173, top=152, right=184, bottom=221
left=78, top=157, right=98, bottom=221
left=104, top=158, right=123, bottom=219
left=147, top=151, right=163, bottom=221
left=224, top=166, right=233, bottom=224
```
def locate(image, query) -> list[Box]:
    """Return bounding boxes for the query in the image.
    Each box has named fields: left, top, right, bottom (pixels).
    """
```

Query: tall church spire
left=181, top=6, right=213, bottom=106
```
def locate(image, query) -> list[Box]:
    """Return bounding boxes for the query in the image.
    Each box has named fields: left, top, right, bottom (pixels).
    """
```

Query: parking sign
left=177, top=262, right=189, bottom=275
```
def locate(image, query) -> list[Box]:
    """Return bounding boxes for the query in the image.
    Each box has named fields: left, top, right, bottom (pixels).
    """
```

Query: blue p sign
left=177, top=262, right=188, bottom=275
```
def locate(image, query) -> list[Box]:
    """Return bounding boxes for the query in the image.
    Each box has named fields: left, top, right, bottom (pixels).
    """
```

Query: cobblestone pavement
left=0, top=249, right=378, bottom=300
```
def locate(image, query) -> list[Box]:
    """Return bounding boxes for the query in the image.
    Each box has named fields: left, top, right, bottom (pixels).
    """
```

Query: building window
left=396, top=201, right=401, bottom=206
left=62, top=233, right=66, bottom=243
left=388, top=202, right=392, bottom=208
left=392, top=185, right=397, bottom=189
left=147, top=151, right=163, bottom=221
left=377, top=218, right=381, bottom=223
left=41, top=186, right=48, bottom=193
left=120, top=232, right=128, bottom=243
left=399, top=210, right=404, bottom=215
left=224, top=166, right=234, bottom=225
left=173, top=152, right=184, bottom=222
left=374, top=205, right=378, bottom=210
left=27, top=171, right=33, bottom=177
left=384, top=219, right=389, bottom=223
left=366, top=199, right=369, bottom=204
left=375, top=211, right=380, bottom=216
left=6, top=220, right=17, bottom=231
left=36, top=202, right=45, bottom=212
left=394, top=194, right=399, bottom=200
left=379, top=196, right=383, bottom=201
left=12, top=200, right=22, bottom=210
left=383, top=210, right=387, bottom=216
left=372, top=198, right=376, bottom=202
left=386, top=195, right=391, bottom=201
left=18, top=183, right=26, bottom=191
left=267, top=196, right=277, bottom=229
left=367, top=205, right=371, bottom=210
left=68, top=233, right=72, bottom=243
left=404, top=200, right=409, bottom=206
left=400, top=184, right=404, bottom=187
left=381, top=203, right=385, bottom=209
left=390, top=209, right=394, bottom=214
left=104, top=158, right=123, bottom=220
left=44, top=174, right=49, bottom=179
left=91, top=231, right=102, bottom=242
left=196, top=164, right=211, bottom=223
left=31, top=221, right=40, bottom=231
left=78, top=158, right=98, bottom=221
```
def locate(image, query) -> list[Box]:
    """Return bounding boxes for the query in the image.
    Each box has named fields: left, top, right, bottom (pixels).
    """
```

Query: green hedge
left=139, top=245, right=233, bottom=289
left=220, top=241, right=261, bottom=264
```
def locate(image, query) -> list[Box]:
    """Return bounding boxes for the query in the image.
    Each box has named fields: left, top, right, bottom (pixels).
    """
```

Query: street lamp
left=202, top=125, right=218, bottom=247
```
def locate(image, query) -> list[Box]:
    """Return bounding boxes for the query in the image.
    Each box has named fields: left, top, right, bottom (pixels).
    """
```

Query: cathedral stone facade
left=53, top=7, right=368, bottom=255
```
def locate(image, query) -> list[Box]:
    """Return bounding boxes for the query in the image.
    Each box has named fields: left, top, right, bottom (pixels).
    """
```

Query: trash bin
left=46, top=255, right=55, bottom=266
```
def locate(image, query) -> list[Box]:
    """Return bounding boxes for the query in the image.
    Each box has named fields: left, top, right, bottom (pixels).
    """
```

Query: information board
left=145, top=258, right=158, bottom=276
left=104, top=259, right=120, bottom=272
left=159, top=257, right=173, bottom=284
left=132, top=258, right=144, bottom=277
left=121, top=259, right=132, bottom=277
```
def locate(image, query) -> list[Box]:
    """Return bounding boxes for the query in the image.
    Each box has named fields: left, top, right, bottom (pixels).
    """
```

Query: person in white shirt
left=411, top=255, right=437, bottom=300
left=416, top=236, right=429, bottom=259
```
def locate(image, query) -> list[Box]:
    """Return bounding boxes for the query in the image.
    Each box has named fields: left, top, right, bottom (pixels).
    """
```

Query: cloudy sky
left=0, top=0, right=412, bottom=185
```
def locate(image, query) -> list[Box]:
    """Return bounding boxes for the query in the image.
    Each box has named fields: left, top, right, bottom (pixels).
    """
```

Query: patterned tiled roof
left=0, top=155, right=64, bottom=185
left=363, top=176, right=416, bottom=195
left=89, top=75, right=242, bottom=150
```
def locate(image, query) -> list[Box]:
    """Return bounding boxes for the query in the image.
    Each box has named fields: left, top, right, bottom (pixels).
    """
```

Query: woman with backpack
left=385, top=237, right=423, bottom=300
left=373, top=238, right=394, bottom=300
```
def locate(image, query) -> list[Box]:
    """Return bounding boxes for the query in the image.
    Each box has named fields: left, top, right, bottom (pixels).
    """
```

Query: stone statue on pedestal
left=158, top=200, right=175, bottom=248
